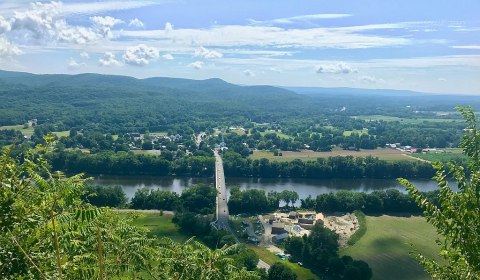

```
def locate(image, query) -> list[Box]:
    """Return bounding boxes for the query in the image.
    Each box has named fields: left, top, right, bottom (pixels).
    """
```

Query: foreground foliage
left=400, top=106, right=480, bottom=280
left=0, top=137, right=259, bottom=279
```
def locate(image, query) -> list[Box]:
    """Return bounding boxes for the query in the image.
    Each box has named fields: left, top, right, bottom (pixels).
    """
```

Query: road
left=214, top=150, right=229, bottom=230
left=214, top=150, right=270, bottom=271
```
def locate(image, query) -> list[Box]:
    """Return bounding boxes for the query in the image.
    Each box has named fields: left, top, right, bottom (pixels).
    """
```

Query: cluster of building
left=386, top=143, right=418, bottom=153
left=126, top=133, right=184, bottom=150
left=269, top=211, right=324, bottom=243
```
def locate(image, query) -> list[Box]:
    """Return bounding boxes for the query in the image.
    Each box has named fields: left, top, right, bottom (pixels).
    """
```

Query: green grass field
left=249, top=148, right=418, bottom=162
left=0, top=124, right=35, bottom=136
left=246, top=245, right=320, bottom=280
left=149, top=132, right=168, bottom=137
left=259, top=130, right=293, bottom=139
left=230, top=128, right=247, bottom=135
left=126, top=212, right=188, bottom=242
left=341, top=215, right=440, bottom=280
left=411, top=149, right=467, bottom=162
left=354, top=115, right=462, bottom=124
left=343, top=128, right=369, bottom=136
left=53, top=130, right=70, bottom=137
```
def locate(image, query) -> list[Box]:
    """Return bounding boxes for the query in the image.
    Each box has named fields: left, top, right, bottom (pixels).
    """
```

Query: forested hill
left=1, top=70, right=480, bottom=133
left=0, top=70, right=314, bottom=132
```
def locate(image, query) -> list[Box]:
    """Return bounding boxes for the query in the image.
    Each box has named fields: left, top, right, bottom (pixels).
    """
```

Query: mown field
left=354, top=115, right=462, bottom=124
left=249, top=148, right=419, bottom=162
left=411, top=149, right=467, bottom=162
left=259, top=130, right=292, bottom=139
left=246, top=245, right=320, bottom=280
left=0, top=124, right=35, bottom=136
left=123, top=212, right=188, bottom=242
left=341, top=215, right=440, bottom=280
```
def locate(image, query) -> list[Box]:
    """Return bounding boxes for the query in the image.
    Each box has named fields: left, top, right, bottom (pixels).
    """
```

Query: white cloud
left=0, top=16, right=11, bottom=33
left=316, top=63, right=358, bottom=74
left=438, top=78, right=446, bottom=82
left=91, top=16, right=123, bottom=28
left=80, top=51, right=89, bottom=59
left=189, top=60, right=204, bottom=70
left=129, top=18, right=144, bottom=28
left=195, top=46, right=223, bottom=59
left=0, top=37, right=22, bottom=57
left=90, top=16, right=123, bottom=39
left=61, top=1, right=159, bottom=16
left=123, top=44, right=159, bottom=65
left=248, top=13, right=352, bottom=25
left=67, top=58, right=85, bottom=70
left=99, top=52, right=121, bottom=67
left=9, top=1, right=100, bottom=44
left=162, top=53, right=174, bottom=60
left=243, top=69, right=254, bottom=77
left=120, top=24, right=411, bottom=49
left=452, top=45, right=480, bottom=50
left=165, top=22, right=173, bottom=33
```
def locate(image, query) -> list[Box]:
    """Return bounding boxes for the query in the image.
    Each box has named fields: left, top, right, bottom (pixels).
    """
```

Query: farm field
left=249, top=148, right=419, bottom=162
left=354, top=115, right=462, bottom=124
left=341, top=215, right=440, bottom=280
left=411, top=149, right=467, bottom=162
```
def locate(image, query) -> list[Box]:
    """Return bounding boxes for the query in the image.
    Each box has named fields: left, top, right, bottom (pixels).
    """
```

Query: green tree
left=268, top=262, right=297, bottom=280
left=0, top=136, right=259, bottom=279
left=400, top=106, right=480, bottom=280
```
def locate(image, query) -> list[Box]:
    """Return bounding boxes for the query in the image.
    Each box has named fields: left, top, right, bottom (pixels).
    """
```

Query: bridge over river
left=213, top=150, right=270, bottom=270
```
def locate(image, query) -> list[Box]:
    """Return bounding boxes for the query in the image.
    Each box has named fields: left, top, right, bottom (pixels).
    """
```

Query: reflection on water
left=92, top=175, right=445, bottom=200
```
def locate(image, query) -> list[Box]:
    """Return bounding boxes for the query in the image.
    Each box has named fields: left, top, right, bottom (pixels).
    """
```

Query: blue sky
left=0, top=0, right=479, bottom=94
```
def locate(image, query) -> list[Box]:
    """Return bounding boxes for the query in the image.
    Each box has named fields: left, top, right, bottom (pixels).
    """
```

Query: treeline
left=48, top=149, right=436, bottom=179
left=49, top=150, right=214, bottom=176
left=228, top=187, right=298, bottom=214
left=285, top=224, right=372, bottom=280
left=301, top=189, right=440, bottom=214
left=222, top=151, right=436, bottom=179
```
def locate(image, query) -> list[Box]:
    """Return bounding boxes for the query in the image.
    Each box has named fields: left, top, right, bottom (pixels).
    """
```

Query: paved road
left=214, top=150, right=229, bottom=230
left=214, top=150, right=270, bottom=270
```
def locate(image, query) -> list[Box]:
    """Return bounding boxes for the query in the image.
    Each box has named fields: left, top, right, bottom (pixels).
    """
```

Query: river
left=92, top=175, right=445, bottom=200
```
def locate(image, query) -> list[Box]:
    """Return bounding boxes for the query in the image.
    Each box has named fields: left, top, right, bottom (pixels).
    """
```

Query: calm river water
left=92, top=175, right=444, bottom=200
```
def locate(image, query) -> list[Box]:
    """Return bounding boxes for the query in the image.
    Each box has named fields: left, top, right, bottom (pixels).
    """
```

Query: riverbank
left=92, top=175, right=444, bottom=200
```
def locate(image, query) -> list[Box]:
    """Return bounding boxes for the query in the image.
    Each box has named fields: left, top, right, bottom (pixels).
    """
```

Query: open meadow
left=0, top=124, right=35, bottom=137
left=341, top=215, right=440, bottom=280
left=354, top=115, right=462, bottom=124
left=122, top=212, right=188, bottom=242
left=249, top=148, right=419, bottom=162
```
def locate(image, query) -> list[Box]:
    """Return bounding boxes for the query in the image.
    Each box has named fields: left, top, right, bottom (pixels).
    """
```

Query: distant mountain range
left=282, top=86, right=463, bottom=97
left=1, top=70, right=479, bottom=131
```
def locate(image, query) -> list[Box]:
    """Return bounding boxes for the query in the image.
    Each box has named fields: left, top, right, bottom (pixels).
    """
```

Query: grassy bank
left=341, top=215, right=440, bottom=280
left=347, top=210, right=367, bottom=246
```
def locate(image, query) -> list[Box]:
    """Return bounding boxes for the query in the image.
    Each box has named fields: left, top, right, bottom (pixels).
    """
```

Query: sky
left=0, top=0, right=479, bottom=94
